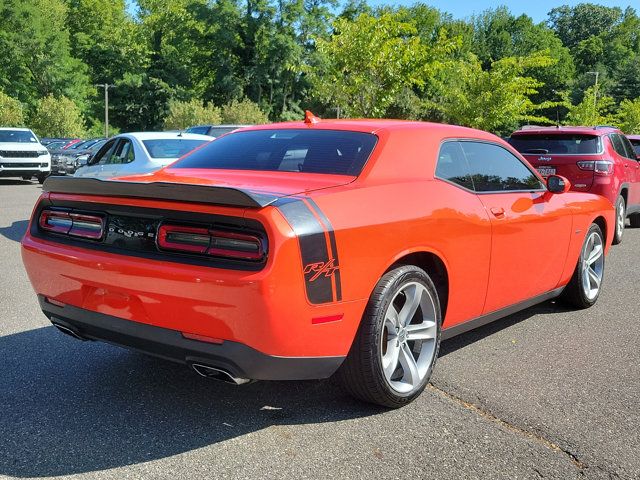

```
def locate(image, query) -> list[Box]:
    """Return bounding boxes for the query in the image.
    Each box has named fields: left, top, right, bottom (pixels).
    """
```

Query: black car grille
left=0, top=150, right=40, bottom=158
left=0, top=162, right=42, bottom=168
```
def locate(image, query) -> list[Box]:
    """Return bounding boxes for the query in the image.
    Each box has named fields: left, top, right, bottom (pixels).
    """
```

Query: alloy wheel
left=380, top=282, right=438, bottom=394
left=582, top=231, right=604, bottom=301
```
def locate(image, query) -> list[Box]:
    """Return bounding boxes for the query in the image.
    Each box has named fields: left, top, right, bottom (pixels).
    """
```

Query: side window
left=92, top=139, right=118, bottom=165
left=619, top=135, right=638, bottom=160
left=610, top=134, right=628, bottom=158
left=435, top=141, right=474, bottom=190
left=460, top=141, right=545, bottom=192
left=107, top=139, right=135, bottom=164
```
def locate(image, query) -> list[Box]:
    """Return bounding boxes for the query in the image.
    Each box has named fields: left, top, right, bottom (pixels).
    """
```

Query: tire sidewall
left=575, top=224, right=605, bottom=307
left=614, top=196, right=625, bottom=244
left=370, top=267, right=442, bottom=402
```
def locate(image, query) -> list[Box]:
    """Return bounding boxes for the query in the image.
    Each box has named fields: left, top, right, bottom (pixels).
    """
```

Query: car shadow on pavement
left=0, top=326, right=384, bottom=478
left=0, top=179, right=33, bottom=186
left=439, top=300, right=572, bottom=357
left=0, top=220, right=29, bottom=243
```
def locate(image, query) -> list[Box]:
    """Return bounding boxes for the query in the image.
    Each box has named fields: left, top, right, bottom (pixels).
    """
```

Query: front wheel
left=338, top=265, right=441, bottom=408
left=561, top=223, right=605, bottom=309
left=612, top=195, right=625, bottom=245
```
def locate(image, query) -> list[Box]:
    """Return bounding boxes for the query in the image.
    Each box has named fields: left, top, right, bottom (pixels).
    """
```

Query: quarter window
left=435, top=142, right=473, bottom=190
left=460, top=141, right=544, bottom=192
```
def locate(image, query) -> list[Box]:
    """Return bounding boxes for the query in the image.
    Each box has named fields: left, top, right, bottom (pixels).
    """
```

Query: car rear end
left=509, top=129, right=615, bottom=203
left=21, top=126, right=381, bottom=383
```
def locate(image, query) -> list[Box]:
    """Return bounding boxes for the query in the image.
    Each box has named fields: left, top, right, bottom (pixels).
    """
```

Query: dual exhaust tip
left=191, top=363, right=251, bottom=385
left=50, top=320, right=251, bottom=386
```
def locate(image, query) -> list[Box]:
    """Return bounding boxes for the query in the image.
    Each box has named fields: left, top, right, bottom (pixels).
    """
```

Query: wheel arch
left=383, top=249, right=450, bottom=323
left=592, top=215, right=608, bottom=246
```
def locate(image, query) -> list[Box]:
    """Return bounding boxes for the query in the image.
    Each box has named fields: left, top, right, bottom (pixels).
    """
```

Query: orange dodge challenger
left=22, top=116, right=614, bottom=407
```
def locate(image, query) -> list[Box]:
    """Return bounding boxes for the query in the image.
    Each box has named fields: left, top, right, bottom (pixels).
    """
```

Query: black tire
left=37, top=174, right=48, bottom=184
left=629, top=213, right=640, bottom=228
left=338, top=265, right=441, bottom=408
left=561, top=223, right=605, bottom=309
left=612, top=195, right=625, bottom=245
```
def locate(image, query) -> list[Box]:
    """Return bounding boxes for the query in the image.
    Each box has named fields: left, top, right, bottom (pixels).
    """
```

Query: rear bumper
left=39, top=295, right=345, bottom=381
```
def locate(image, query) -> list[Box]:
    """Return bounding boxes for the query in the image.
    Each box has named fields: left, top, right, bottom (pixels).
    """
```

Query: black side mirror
left=547, top=174, right=570, bottom=194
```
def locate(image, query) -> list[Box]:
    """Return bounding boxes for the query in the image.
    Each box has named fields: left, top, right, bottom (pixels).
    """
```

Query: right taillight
left=576, top=160, right=613, bottom=176
left=157, top=224, right=264, bottom=261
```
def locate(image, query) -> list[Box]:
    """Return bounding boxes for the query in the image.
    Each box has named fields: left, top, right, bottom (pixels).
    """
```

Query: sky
left=368, top=0, right=638, bottom=23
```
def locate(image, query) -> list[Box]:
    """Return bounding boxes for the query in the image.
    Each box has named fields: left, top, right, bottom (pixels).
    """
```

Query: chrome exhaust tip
left=51, top=321, right=86, bottom=341
left=191, top=363, right=251, bottom=385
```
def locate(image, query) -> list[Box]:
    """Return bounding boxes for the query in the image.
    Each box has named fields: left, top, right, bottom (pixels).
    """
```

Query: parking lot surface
left=0, top=180, right=638, bottom=479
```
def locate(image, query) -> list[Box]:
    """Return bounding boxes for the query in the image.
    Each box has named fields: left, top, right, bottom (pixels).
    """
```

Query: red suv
left=510, top=126, right=640, bottom=244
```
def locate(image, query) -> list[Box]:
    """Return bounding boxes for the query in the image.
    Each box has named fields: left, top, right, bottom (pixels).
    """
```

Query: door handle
left=490, top=207, right=505, bottom=217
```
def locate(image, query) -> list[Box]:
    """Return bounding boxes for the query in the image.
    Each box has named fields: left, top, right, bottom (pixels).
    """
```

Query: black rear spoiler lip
left=42, top=176, right=281, bottom=208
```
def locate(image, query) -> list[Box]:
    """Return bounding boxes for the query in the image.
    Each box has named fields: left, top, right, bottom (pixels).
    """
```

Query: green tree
left=164, top=99, right=222, bottom=130
left=29, top=95, right=86, bottom=137
left=431, top=53, right=556, bottom=134
left=221, top=98, right=268, bottom=124
left=616, top=97, right=640, bottom=134
left=0, top=91, right=25, bottom=126
left=564, top=86, right=615, bottom=126
left=309, top=13, right=429, bottom=117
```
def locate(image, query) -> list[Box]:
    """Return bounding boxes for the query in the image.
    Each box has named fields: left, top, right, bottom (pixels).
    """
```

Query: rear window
left=142, top=139, right=209, bottom=159
left=0, top=130, right=37, bottom=143
left=173, top=129, right=378, bottom=176
left=509, top=134, right=601, bottom=155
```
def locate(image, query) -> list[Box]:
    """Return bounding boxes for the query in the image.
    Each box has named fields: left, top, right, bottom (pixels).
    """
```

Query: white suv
left=0, top=128, right=51, bottom=183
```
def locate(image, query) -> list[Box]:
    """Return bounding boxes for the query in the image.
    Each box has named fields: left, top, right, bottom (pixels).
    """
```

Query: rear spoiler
left=42, top=176, right=280, bottom=208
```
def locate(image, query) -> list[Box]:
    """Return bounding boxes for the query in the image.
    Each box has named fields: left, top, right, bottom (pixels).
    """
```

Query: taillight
left=576, top=160, right=614, bottom=176
left=39, top=209, right=104, bottom=239
left=157, top=224, right=264, bottom=261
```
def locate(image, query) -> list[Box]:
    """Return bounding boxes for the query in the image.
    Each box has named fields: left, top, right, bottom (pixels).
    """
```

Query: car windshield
left=509, top=134, right=601, bottom=155
left=629, top=139, right=640, bottom=155
left=207, top=127, right=241, bottom=137
left=142, top=139, right=209, bottom=159
left=173, top=129, right=378, bottom=176
left=0, top=130, right=37, bottom=143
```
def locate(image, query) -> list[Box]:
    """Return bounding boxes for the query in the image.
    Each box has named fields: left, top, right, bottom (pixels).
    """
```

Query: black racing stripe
left=305, top=199, right=342, bottom=302
left=274, top=197, right=333, bottom=304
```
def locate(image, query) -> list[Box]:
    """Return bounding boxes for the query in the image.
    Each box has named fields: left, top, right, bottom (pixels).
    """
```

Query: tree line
left=0, top=0, right=639, bottom=137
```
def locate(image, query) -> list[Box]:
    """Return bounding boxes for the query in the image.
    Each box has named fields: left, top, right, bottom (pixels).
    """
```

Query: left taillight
left=39, top=209, right=105, bottom=240
left=157, top=224, right=264, bottom=261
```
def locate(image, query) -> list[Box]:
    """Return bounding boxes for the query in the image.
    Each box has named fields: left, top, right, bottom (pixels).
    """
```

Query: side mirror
left=547, top=174, right=571, bottom=194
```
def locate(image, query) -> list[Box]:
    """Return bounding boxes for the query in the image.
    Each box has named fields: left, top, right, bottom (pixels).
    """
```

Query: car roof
left=627, top=134, right=640, bottom=140
left=511, top=125, right=621, bottom=136
left=114, top=132, right=213, bottom=141
left=0, top=127, right=32, bottom=131
left=190, top=124, right=252, bottom=128
left=239, top=119, right=498, bottom=139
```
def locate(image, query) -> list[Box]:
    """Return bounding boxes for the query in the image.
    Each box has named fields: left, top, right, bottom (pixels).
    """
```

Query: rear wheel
left=36, top=173, right=48, bottom=184
left=629, top=214, right=640, bottom=228
left=612, top=195, right=625, bottom=245
left=338, top=265, right=441, bottom=408
left=561, top=223, right=605, bottom=309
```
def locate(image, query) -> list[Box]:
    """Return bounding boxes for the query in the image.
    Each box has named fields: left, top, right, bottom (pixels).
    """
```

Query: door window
left=107, top=139, right=135, bottom=164
left=435, top=141, right=474, bottom=190
left=619, top=135, right=638, bottom=160
left=91, top=139, right=118, bottom=165
left=460, top=141, right=545, bottom=192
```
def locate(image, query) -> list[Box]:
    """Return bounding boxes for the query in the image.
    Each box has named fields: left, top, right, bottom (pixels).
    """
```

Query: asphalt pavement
left=0, top=180, right=638, bottom=479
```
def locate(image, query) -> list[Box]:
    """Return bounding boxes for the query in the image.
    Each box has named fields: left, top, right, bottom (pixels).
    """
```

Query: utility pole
left=587, top=71, right=599, bottom=112
left=95, top=84, right=115, bottom=137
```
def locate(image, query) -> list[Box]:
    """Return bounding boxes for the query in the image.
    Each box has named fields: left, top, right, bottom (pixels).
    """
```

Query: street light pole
left=95, top=83, right=115, bottom=137
left=587, top=71, right=599, bottom=112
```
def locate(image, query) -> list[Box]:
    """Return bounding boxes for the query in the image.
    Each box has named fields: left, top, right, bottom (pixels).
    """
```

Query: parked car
left=186, top=124, right=251, bottom=137
left=23, top=118, right=614, bottom=408
left=627, top=135, right=640, bottom=156
left=63, top=138, right=108, bottom=175
left=47, top=139, right=84, bottom=175
left=509, top=126, right=640, bottom=243
left=0, top=127, right=50, bottom=183
left=73, top=132, right=212, bottom=179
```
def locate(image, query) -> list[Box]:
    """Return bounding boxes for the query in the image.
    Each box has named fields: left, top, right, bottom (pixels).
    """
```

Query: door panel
left=478, top=192, right=572, bottom=313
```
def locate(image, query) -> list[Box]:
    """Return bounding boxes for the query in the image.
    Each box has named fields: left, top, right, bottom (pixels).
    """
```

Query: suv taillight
left=39, top=209, right=105, bottom=239
left=576, top=160, right=614, bottom=176
left=157, top=224, right=264, bottom=261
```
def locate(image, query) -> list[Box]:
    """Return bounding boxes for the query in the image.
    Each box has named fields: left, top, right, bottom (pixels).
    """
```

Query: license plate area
left=537, top=167, right=556, bottom=177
